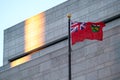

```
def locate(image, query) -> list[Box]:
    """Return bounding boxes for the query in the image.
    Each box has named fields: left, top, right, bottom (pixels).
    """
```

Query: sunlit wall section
left=10, top=13, right=45, bottom=67
left=25, top=12, right=45, bottom=52
left=10, top=55, right=31, bottom=67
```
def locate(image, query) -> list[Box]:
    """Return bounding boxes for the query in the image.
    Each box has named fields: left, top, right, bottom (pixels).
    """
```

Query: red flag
left=71, top=21, right=105, bottom=45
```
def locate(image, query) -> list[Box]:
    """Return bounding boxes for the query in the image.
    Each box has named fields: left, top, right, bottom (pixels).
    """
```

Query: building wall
left=0, top=0, right=120, bottom=80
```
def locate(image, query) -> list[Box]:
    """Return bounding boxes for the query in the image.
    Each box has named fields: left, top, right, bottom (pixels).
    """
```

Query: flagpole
left=67, top=14, right=72, bottom=80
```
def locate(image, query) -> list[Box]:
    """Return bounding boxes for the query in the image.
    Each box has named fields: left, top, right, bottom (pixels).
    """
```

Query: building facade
left=0, top=0, right=120, bottom=80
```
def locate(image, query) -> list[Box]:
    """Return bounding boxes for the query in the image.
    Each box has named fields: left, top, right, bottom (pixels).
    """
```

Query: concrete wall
left=1, top=0, right=120, bottom=80
left=3, top=22, right=25, bottom=65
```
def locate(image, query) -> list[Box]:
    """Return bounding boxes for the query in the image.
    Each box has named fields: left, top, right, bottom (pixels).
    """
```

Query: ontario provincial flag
left=70, top=21, right=87, bottom=45
left=70, top=21, right=105, bottom=45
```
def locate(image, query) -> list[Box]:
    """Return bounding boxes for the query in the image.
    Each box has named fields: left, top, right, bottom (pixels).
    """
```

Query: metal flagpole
left=67, top=14, right=72, bottom=80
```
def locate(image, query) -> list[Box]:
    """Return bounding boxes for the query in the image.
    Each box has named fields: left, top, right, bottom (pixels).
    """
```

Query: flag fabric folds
left=70, top=21, right=105, bottom=45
